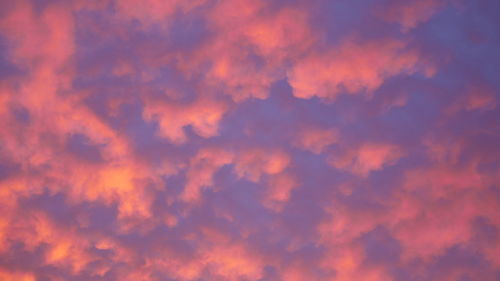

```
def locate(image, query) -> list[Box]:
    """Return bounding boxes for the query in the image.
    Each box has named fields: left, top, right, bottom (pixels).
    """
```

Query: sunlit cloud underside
left=0, top=0, right=499, bottom=280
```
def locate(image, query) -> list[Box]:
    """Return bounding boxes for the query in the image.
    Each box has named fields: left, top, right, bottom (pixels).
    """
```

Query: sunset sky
left=0, top=0, right=499, bottom=280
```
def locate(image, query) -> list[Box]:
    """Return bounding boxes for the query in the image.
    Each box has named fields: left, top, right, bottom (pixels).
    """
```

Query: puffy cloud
left=288, top=39, right=432, bottom=100
left=179, top=0, right=315, bottom=101
left=143, top=95, right=228, bottom=144
left=293, top=126, right=339, bottom=154
left=262, top=172, right=298, bottom=211
left=181, top=147, right=234, bottom=203
left=234, top=148, right=290, bottom=182
left=328, top=143, right=404, bottom=176
left=202, top=242, right=265, bottom=280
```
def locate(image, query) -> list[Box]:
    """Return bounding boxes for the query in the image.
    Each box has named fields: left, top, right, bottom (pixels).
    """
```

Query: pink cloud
left=234, top=148, right=290, bottom=182
left=378, top=0, right=447, bottom=32
left=328, top=143, right=404, bottom=176
left=181, top=147, right=234, bottom=203
left=447, top=82, right=498, bottom=114
left=262, top=172, right=298, bottom=211
left=288, top=39, right=431, bottom=100
left=114, top=0, right=207, bottom=28
left=293, top=126, right=339, bottom=154
left=143, top=96, right=228, bottom=144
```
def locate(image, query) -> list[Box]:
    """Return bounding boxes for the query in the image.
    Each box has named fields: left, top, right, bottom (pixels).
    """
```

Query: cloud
left=288, top=39, right=431, bottom=100
left=114, top=0, right=207, bottom=28
left=262, top=172, right=298, bottom=211
left=143, top=95, right=228, bottom=144
left=181, top=147, right=234, bottom=203
left=378, top=0, right=447, bottom=32
left=0, top=270, right=35, bottom=281
left=234, top=148, right=290, bottom=182
left=328, top=143, right=404, bottom=176
left=293, top=126, right=339, bottom=154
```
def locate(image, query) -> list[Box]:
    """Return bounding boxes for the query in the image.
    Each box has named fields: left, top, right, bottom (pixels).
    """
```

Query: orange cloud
left=0, top=269, right=35, bottom=281
left=1, top=211, right=97, bottom=275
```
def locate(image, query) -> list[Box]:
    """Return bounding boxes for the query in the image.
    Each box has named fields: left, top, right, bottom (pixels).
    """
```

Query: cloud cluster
left=0, top=0, right=499, bottom=280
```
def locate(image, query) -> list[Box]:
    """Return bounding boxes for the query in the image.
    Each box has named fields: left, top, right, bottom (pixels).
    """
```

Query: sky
left=0, top=0, right=499, bottom=280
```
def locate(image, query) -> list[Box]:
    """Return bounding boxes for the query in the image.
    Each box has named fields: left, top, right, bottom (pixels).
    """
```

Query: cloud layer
left=0, top=0, right=499, bottom=280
